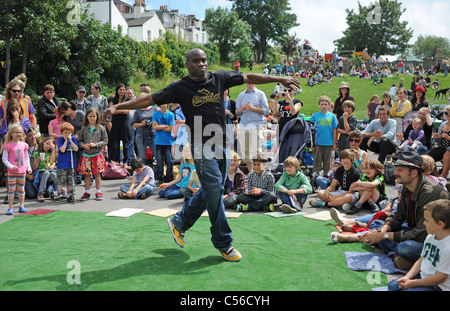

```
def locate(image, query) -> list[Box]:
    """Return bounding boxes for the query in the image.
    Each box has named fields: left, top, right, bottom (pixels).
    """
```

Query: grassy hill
left=129, top=63, right=450, bottom=120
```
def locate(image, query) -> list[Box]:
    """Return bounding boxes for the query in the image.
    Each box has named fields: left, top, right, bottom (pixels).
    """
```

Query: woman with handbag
left=77, top=107, right=108, bottom=201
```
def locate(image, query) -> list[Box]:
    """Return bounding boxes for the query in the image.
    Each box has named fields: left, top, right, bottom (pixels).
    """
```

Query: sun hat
left=339, top=81, right=350, bottom=89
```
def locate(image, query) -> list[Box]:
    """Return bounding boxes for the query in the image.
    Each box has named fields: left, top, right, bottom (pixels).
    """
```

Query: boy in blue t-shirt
left=56, top=123, right=79, bottom=202
left=152, top=103, right=175, bottom=183
left=310, top=96, right=338, bottom=177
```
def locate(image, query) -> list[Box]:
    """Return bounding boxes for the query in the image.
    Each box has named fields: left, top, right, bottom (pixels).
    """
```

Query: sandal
left=117, top=192, right=127, bottom=199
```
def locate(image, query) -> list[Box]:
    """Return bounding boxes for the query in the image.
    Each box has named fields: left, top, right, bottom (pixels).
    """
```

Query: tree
left=204, top=6, right=251, bottom=63
left=229, top=0, right=299, bottom=63
left=412, top=35, right=450, bottom=60
left=334, top=0, right=413, bottom=56
left=281, top=34, right=300, bottom=61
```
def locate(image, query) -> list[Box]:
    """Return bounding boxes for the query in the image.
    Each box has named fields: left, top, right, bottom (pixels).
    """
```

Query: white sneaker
left=280, top=204, right=296, bottom=214
left=330, top=208, right=347, bottom=226
left=219, top=246, right=242, bottom=262
left=342, top=203, right=352, bottom=212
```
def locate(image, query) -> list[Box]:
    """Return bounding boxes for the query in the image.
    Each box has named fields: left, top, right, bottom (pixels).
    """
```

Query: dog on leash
left=434, top=88, right=450, bottom=100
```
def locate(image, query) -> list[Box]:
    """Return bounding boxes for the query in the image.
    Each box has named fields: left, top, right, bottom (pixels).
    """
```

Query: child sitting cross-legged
left=236, top=155, right=277, bottom=212
left=275, top=156, right=312, bottom=213
left=342, top=159, right=388, bottom=215
left=118, top=157, right=155, bottom=200
left=310, top=149, right=361, bottom=208
left=158, top=144, right=195, bottom=200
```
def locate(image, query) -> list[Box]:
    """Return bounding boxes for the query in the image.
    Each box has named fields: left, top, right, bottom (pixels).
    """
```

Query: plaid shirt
left=246, top=170, right=275, bottom=194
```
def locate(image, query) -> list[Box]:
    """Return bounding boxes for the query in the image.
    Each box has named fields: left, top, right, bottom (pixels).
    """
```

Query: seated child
left=223, top=151, right=246, bottom=209
left=421, top=155, right=448, bottom=189
left=159, top=144, right=195, bottom=200
left=342, top=159, right=388, bottom=215
left=315, top=158, right=342, bottom=190
left=330, top=183, right=402, bottom=244
left=55, top=123, right=79, bottom=203
left=398, top=118, right=425, bottom=152
left=275, top=156, right=312, bottom=213
left=118, top=158, right=155, bottom=200
left=310, top=149, right=361, bottom=208
left=236, top=155, right=276, bottom=212
left=179, top=169, right=200, bottom=202
left=388, top=199, right=450, bottom=291
left=33, top=137, right=58, bottom=202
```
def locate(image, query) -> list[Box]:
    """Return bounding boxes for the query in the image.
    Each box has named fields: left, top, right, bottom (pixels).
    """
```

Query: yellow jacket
left=390, top=99, right=411, bottom=117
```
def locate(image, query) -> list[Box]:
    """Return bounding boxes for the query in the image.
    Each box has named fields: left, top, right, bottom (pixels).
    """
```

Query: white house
left=82, top=0, right=208, bottom=44
left=81, top=0, right=129, bottom=36
left=123, top=3, right=165, bottom=42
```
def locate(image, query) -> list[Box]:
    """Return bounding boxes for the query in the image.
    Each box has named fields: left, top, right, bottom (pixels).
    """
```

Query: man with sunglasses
left=360, top=106, right=397, bottom=163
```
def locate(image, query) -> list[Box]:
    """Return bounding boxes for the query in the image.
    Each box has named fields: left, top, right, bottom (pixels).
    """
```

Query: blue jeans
left=370, top=221, right=423, bottom=260
left=315, top=176, right=331, bottom=190
left=388, top=276, right=441, bottom=291
left=171, top=144, right=232, bottom=252
left=224, top=194, right=238, bottom=209
left=155, top=145, right=173, bottom=182
left=236, top=192, right=277, bottom=211
left=120, top=184, right=154, bottom=199
left=38, top=170, right=57, bottom=194
left=158, top=184, right=183, bottom=199
left=279, top=192, right=308, bottom=211
left=125, top=127, right=136, bottom=163
left=135, top=133, right=155, bottom=165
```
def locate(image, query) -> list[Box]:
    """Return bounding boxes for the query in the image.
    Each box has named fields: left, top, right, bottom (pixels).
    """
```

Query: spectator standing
left=333, top=81, right=355, bottom=120
left=311, top=96, right=338, bottom=177
left=37, top=84, right=59, bottom=137
left=133, top=86, right=159, bottom=166
left=71, top=86, right=91, bottom=113
left=87, top=83, right=108, bottom=118
left=236, top=83, right=270, bottom=172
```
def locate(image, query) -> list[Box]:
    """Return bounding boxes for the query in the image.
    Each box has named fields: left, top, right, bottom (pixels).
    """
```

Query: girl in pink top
left=48, top=101, right=70, bottom=140
left=2, top=123, right=32, bottom=215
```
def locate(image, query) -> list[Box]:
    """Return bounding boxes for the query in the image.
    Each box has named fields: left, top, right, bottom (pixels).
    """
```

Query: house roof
left=126, top=17, right=152, bottom=26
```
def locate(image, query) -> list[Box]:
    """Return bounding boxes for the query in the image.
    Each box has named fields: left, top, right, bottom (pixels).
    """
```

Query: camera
left=144, top=119, right=152, bottom=126
left=281, top=89, right=292, bottom=97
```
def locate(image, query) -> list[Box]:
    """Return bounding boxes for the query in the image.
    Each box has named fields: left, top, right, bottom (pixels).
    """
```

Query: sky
left=127, top=0, right=450, bottom=55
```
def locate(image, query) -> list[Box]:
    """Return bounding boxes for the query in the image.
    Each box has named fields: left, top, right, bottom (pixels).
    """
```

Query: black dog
left=434, top=88, right=450, bottom=100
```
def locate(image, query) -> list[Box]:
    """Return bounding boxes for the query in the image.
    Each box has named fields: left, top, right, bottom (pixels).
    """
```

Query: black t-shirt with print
left=152, top=70, right=244, bottom=145
left=277, top=98, right=302, bottom=134
left=333, top=164, right=361, bottom=191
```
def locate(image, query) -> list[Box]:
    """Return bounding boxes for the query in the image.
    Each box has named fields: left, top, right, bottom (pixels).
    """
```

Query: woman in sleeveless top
left=429, top=105, right=450, bottom=178
left=347, top=130, right=369, bottom=174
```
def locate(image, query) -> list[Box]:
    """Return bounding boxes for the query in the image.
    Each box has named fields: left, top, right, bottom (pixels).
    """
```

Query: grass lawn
left=0, top=211, right=384, bottom=291
left=130, top=62, right=450, bottom=120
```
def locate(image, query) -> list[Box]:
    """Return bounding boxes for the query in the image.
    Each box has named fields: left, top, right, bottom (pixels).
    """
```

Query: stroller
left=269, top=117, right=316, bottom=188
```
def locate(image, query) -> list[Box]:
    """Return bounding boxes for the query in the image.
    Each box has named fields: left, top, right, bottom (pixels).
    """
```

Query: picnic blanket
left=344, top=251, right=406, bottom=274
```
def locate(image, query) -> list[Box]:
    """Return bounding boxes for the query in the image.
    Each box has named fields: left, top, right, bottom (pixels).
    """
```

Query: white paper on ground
left=106, top=208, right=144, bottom=218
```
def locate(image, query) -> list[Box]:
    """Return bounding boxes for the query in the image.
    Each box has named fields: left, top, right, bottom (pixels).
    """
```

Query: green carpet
left=0, top=211, right=387, bottom=291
